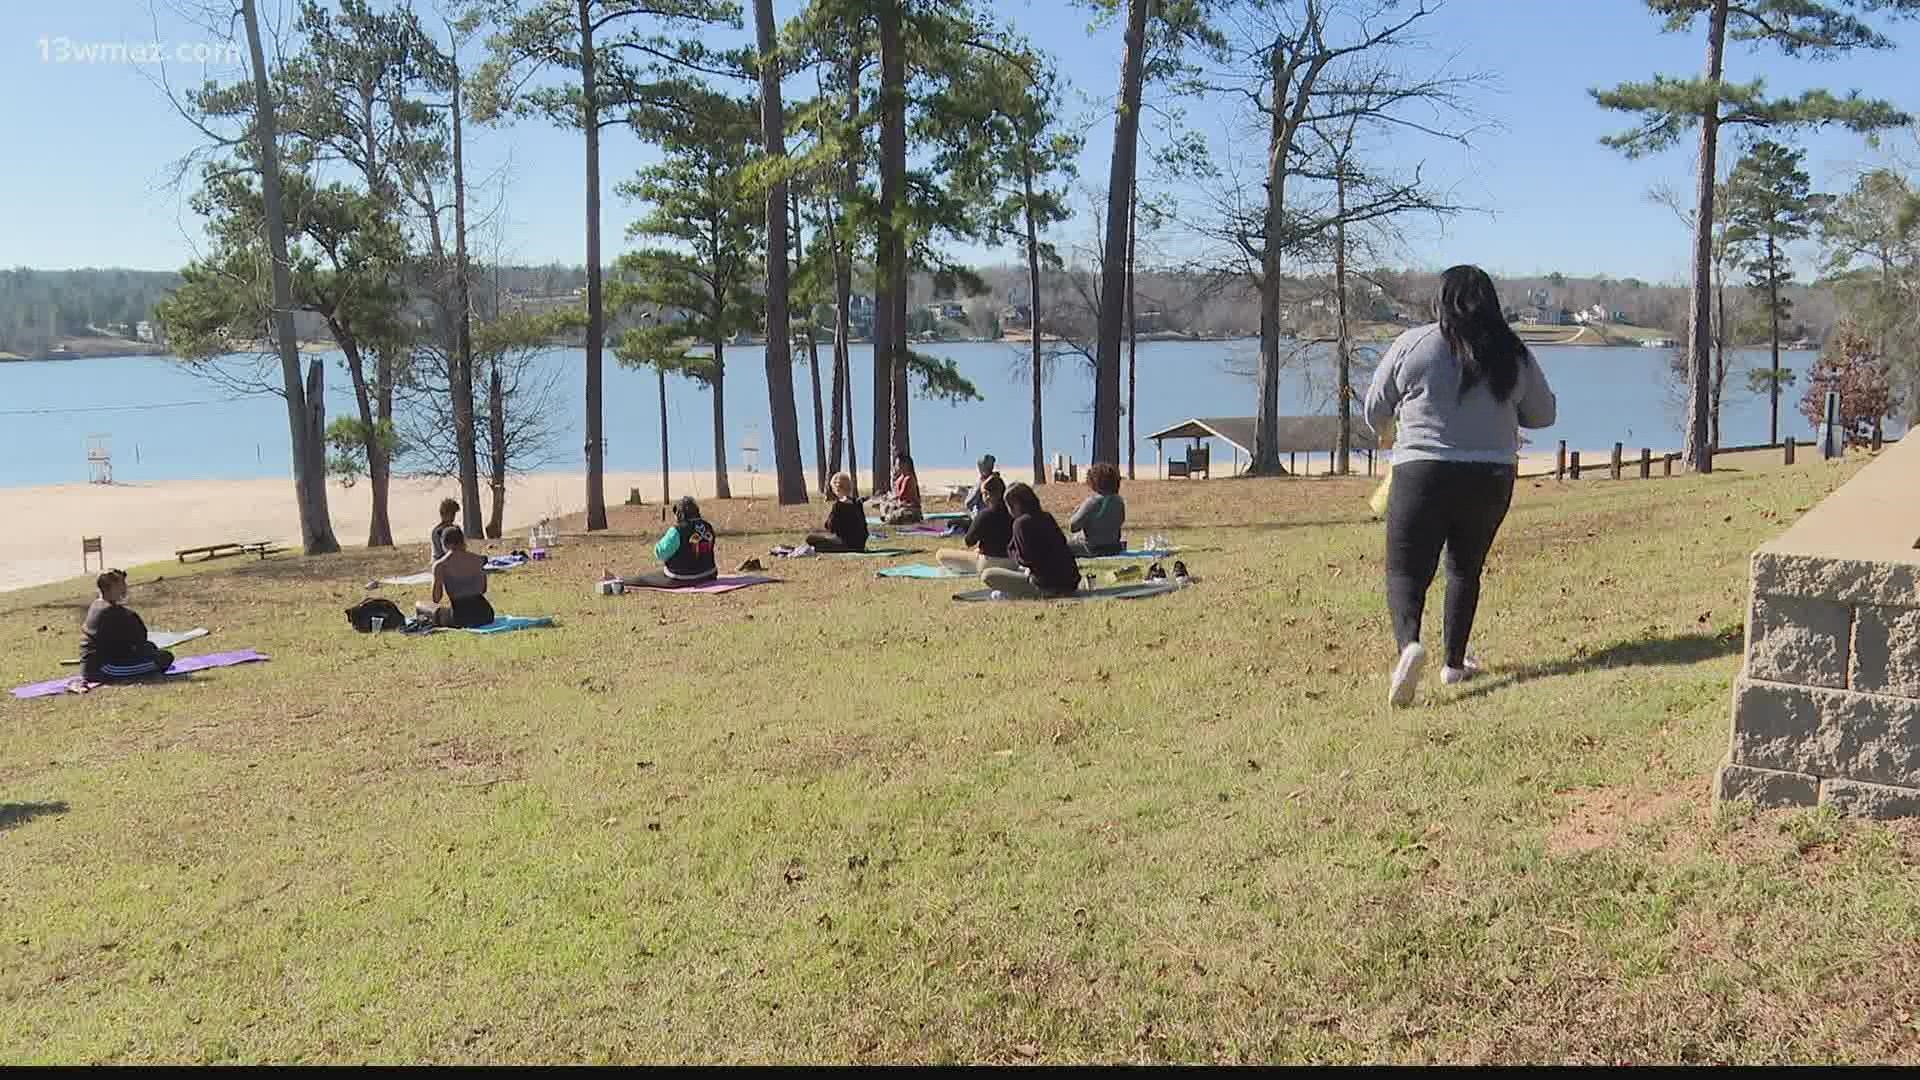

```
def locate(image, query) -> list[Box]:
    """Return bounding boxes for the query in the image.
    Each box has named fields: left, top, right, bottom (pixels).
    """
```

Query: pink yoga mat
left=11, top=649, right=270, bottom=700
left=625, top=575, right=778, bottom=594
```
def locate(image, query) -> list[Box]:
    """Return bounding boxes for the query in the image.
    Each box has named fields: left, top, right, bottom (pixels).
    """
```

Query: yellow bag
left=1368, top=462, right=1393, bottom=517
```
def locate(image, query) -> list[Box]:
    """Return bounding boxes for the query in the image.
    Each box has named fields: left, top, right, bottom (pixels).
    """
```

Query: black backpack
left=346, top=597, right=407, bottom=632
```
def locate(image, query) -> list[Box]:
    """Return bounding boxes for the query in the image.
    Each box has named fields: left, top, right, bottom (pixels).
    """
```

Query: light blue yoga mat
left=1081, top=549, right=1174, bottom=561
left=951, top=581, right=1182, bottom=603
left=876, top=563, right=967, bottom=579
left=464, top=615, right=555, bottom=634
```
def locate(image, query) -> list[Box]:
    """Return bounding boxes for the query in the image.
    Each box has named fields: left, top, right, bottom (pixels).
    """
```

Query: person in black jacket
left=805, top=472, right=870, bottom=553
left=79, top=569, right=174, bottom=681
left=936, top=473, right=1016, bottom=574
left=981, top=483, right=1079, bottom=598
left=619, top=496, right=719, bottom=588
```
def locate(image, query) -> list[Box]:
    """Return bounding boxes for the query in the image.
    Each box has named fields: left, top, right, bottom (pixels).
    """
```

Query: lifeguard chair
left=86, top=434, right=112, bottom=485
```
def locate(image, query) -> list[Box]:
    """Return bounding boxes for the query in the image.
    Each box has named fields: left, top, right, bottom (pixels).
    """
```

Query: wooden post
left=1639, top=447, right=1650, bottom=479
left=1784, top=437, right=1795, bottom=465
left=1569, top=450, right=1581, bottom=479
left=1289, top=451, right=1296, bottom=475
left=1663, top=453, right=1676, bottom=477
left=1610, top=442, right=1622, bottom=481
left=1555, top=440, right=1566, bottom=480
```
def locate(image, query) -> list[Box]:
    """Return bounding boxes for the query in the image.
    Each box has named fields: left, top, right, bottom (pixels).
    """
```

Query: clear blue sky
left=3, top=0, right=1916, bottom=281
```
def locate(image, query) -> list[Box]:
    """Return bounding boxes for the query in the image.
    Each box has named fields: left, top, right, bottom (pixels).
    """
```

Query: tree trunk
left=1683, top=0, right=1728, bottom=473
left=1126, top=183, right=1138, bottom=480
left=878, top=0, right=908, bottom=473
left=1334, top=163, right=1351, bottom=476
left=1712, top=262, right=1726, bottom=449
left=756, top=0, right=807, bottom=505
left=826, top=192, right=849, bottom=481
left=1023, top=153, right=1046, bottom=486
left=844, top=349, right=858, bottom=496
left=1767, top=234, right=1781, bottom=444
left=338, top=335, right=394, bottom=547
left=657, top=366, right=670, bottom=506
left=796, top=191, right=827, bottom=495
left=488, top=355, right=507, bottom=539
left=1093, top=0, right=1150, bottom=468
left=242, top=0, right=337, bottom=555
left=579, top=0, right=610, bottom=527
left=710, top=339, right=732, bottom=498
left=451, top=72, right=483, bottom=538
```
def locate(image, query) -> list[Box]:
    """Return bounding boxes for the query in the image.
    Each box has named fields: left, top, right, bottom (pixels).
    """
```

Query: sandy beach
left=0, top=465, right=988, bottom=594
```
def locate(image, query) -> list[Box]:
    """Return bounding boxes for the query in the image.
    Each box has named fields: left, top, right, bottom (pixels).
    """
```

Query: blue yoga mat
left=464, top=615, right=555, bottom=634
left=876, top=563, right=967, bottom=579
left=1081, top=549, right=1175, bottom=561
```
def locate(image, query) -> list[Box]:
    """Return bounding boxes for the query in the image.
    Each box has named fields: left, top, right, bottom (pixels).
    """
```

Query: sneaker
left=1145, top=562, right=1167, bottom=581
left=1171, top=560, right=1190, bottom=580
left=735, top=557, right=765, bottom=573
left=1389, top=642, right=1427, bottom=707
left=1441, top=657, right=1483, bottom=685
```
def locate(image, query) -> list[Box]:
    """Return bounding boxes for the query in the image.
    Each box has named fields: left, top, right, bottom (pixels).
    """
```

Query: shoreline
left=0, top=466, right=988, bottom=595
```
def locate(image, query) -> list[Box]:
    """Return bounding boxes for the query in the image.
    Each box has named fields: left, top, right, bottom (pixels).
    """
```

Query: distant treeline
left=4, top=262, right=1842, bottom=356
left=0, top=268, right=182, bottom=354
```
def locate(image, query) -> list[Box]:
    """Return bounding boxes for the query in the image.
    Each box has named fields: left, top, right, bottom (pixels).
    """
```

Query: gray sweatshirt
left=1364, top=323, right=1557, bottom=465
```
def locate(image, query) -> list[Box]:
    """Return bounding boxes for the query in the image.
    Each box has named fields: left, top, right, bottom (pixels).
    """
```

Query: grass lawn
left=4, top=458, right=1918, bottom=1063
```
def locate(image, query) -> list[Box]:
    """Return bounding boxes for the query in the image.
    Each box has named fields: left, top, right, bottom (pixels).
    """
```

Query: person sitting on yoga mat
left=871, top=451, right=923, bottom=525
left=620, top=496, right=719, bottom=588
left=805, top=471, right=870, bottom=553
left=964, top=454, right=998, bottom=516
left=80, top=569, right=174, bottom=681
left=417, top=526, right=497, bottom=628
left=1067, top=462, right=1127, bottom=556
left=982, top=482, right=1080, bottom=598
left=430, top=497, right=461, bottom=561
left=936, top=472, right=1018, bottom=574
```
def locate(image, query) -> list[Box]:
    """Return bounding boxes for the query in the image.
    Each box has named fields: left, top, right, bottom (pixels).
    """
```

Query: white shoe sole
left=1390, top=643, right=1426, bottom=707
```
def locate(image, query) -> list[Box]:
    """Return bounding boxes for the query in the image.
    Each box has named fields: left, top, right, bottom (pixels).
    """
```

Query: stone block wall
left=1717, top=537, right=1920, bottom=818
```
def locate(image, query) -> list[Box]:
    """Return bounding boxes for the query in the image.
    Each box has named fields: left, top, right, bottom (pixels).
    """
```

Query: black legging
left=1384, top=460, right=1516, bottom=668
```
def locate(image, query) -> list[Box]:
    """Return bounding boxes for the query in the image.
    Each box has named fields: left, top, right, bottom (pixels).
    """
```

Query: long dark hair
left=1437, top=264, right=1527, bottom=402
left=1003, top=481, right=1041, bottom=518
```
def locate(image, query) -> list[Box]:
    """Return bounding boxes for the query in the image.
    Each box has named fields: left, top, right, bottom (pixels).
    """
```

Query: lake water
left=0, top=339, right=1862, bottom=487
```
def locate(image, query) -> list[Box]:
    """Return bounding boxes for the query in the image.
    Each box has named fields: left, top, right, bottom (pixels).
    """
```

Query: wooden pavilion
left=1144, top=416, right=1379, bottom=478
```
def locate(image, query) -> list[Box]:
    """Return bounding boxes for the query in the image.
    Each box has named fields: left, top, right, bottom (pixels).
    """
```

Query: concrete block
left=1745, top=593, right=1850, bottom=689
left=1851, top=604, right=1920, bottom=700
left=1821, top=777, right=1920, bottom=820
left=1729, top=677, right=1920, bottom=788
left=1713, top=760, right=1819, bottom=809
left=1752, top=551, right=1920, bottom=609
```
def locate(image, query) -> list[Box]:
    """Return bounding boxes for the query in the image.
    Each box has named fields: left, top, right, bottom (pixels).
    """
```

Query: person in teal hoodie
left=1067, top=462, right=1127, bottom=556
left=617, top=496, right=719, bottom=588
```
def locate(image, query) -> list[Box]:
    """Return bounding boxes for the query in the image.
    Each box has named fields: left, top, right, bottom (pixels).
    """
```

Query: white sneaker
left=1441, top=657, right=1483, bottom=685
left=1389, top=642, right=1426, bottom=707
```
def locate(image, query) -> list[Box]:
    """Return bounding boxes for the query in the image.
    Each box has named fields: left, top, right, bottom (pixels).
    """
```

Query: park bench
left=1168, top=444, right=1210, bottom=480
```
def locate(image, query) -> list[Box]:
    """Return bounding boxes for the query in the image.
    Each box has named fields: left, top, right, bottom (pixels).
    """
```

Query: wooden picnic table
left=176, top=540, right=282, bottom=564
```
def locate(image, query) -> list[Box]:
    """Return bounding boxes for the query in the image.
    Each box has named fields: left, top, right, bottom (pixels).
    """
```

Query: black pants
left=804, top=532, right=860, bottom=553
left=1384, top=460, right=1515, bottom=668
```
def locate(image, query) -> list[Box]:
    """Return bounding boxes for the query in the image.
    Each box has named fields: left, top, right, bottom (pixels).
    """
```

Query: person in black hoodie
left=981, top=482, right=1079, bottom=598
left=936, top=472, right=1016, bottom=574
left=805, top=472, right=869, bottom=553
left=619, top=496, right=719, bottom=588
left=79, top=569, right=174, bottom=681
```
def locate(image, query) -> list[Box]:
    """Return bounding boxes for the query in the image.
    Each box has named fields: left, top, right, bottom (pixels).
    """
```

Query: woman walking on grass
left=1364, top=264, right=1557, bottom=707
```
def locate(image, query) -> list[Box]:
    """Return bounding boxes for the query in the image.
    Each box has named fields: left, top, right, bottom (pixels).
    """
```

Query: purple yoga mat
left=10, top=649, right=270, bottom=700
left=627, top=575, right=778, bottom=594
